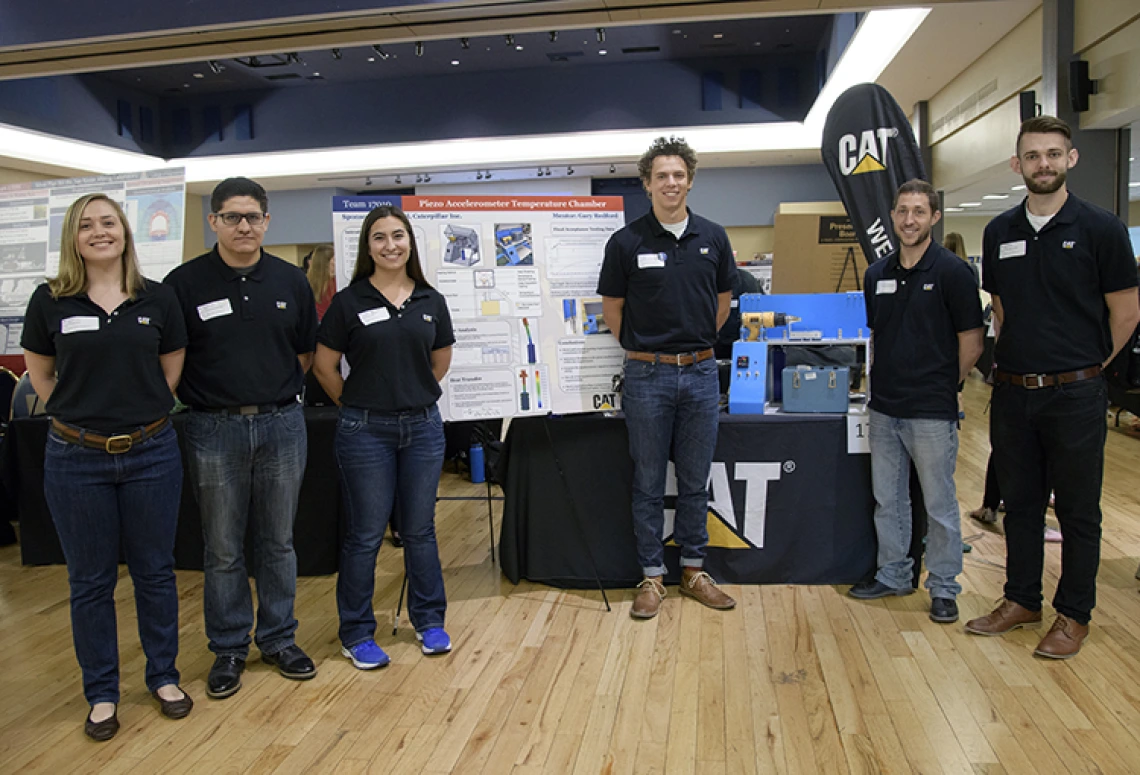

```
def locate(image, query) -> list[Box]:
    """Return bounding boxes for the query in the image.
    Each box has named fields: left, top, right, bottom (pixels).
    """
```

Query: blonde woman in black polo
left=22, top=194, right=192, bottom=741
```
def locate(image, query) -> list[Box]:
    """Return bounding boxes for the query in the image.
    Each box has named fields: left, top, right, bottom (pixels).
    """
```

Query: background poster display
left=0, top=168, right=187, bottom=357
left=332, top=195, right=626, bottom=420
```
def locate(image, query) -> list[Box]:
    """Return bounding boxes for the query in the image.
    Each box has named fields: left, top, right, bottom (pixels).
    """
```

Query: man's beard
left=899, top=225, right=931, bottom=247
left=1024, top=167, right=1067, bottom=195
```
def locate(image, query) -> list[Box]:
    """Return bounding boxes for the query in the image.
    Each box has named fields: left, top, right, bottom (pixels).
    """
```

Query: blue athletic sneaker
left=416, top=628, right=452, bottom=655
left=341, top=639, right=390, bottom=670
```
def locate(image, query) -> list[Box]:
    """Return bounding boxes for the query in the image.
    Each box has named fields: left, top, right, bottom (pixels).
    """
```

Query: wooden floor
left=3, top=378, right=1140, bottom=774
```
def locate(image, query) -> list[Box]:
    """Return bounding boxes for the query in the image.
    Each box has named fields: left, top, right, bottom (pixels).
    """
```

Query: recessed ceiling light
left=982, top=194, right=1009, bottom=200
left=754, top=42, right=762, bottom=47
left=193, top=73, right=204, bottom=79
left=516, top=45, right=524, bottom=51
left=599, top=49, right=607, bottom=55
left=367, top=57, right=375, bottom=62
left=451, top=60, right=460, bottom=66
left=959, top=202, right=982, bottom=207
left=1011, top=185, right=1026, bottom=191
left=312, top=72, right=320, bottom=77
left=713, top=33, right=724, bottom=39
left=673, top=30, right=682, bottom=35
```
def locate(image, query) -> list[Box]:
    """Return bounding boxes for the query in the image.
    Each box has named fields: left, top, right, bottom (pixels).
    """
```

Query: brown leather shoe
left=964, top=599, right=1042, bottom=635
left=631, top=577, right=666, bottom=619
left=1034, top=614, right=1089, bottom=659
left=679, top=569, right=736, bottom=610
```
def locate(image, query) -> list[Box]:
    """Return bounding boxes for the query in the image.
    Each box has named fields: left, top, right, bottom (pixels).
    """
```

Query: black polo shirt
left=982, top=193, right=1138, bottom=374
left=21, top=279, right=187, bottom=433
left=316, top=279, right=455, bottom=412
left=164, top=246, right=317, bottom=408
left=596, top=208, right=737, bottom=353
left=864, top=242, right=983, bottom=420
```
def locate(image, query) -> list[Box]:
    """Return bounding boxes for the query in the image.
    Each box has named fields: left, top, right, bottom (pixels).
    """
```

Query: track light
left=415, top=41, right=424, bottom=57
left=207, top=60, right=225, bottom=75
left=549, top=31, right=558, bottom=42
left=610, top=164, right=616, bottom=174
left=545, top=167, right=552, bottom=176
left=596, top=28, right=606, bottom=43
left=505, top=34, right=514, bottom=46
left=485, top=170, right=492, bottom=179
left=395, top=175, right=402, bottom=185
left=460, top=38, right=470, bottom=49
left=424, top=173, right=432, bottom=183
left=286, top=52, right=305, bottom=65
left=365, top=176, right=372, bottom=187
left=416, top=174, right=423, bottom=184
left=567, top=166, right=574, bottom=175
left=371, top=45, right=391, bottom=60
left=476, top=171, right=484, bottom=180
left=331, top=48, right=342, bottom=60
left=537, top=168, right=544, bottom=176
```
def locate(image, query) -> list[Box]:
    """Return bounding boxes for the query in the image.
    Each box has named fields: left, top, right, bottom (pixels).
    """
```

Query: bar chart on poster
left=0, top=168, right=186, bottom=356
left=332, top=195, right=626, bottom=420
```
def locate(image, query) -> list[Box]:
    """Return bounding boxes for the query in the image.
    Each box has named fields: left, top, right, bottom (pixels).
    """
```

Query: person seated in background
left=22, top=194, right=191, bottom=741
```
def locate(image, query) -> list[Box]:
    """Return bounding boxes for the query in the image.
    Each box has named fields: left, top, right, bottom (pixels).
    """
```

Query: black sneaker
left=262, top=644, right=317, bottom=680
left=207, top=654, right=245, bottom=699
left=848, top=579, right=914, bottom=600
left=930, top=598, right=959, bottom=623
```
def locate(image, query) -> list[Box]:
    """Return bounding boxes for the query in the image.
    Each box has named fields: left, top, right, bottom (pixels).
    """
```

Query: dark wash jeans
left=184, top=402, right=306, bottom=658
left=335, top=404, right=447, bottom=646
left=990, top=376, right=1108, bottom=624
left=44, top=422, right=182, bottom=706
left=621, top=356, right=720, bottom=577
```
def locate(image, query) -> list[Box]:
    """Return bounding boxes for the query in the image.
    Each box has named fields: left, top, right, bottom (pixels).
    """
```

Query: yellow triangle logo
left=664, top=509, right=752, bottom=549
left=851, top=154, right=886, bottom=174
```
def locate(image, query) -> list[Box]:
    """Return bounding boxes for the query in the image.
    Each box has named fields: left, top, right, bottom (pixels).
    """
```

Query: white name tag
left=999, top=240, right=1027, bottom=259
left=197, top=298, right=234, bottom=321
left=637, top=252, right=666, bottom=269
left=876, top=279, right=897, bottom=295
left=358, top=307, right=391, bottom=326
left=61, top=316, right=100, bottom=334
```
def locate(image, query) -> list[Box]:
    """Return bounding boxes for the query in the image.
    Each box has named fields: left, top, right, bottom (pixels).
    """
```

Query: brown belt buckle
left=1023, top=373, right=1047, bottom=389
left=105, top=434, right=133, bottom=454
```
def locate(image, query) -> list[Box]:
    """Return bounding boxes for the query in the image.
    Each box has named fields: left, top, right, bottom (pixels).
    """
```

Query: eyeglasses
left=214, top=212, right=267, bottom=227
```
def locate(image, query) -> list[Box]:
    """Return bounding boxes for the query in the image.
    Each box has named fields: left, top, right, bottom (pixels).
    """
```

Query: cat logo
left=839, top=127, right=900, bottom=176
left=137, top=316, right=151, bottom=325
left=276, top=301, right=288, bottom=310
left=662, top=460, right=785, bottom=549
left=1062, top=241, right=1076, bottom=249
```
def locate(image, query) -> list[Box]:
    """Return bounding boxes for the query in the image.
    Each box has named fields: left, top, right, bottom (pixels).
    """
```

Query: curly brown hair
left=637, top=136, right=698, bottom=183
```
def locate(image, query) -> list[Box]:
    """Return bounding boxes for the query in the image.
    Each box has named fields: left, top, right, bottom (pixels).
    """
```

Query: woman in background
left=307, top=244, right=337, bottom=321
left=22, top=194, right=191, bottom=741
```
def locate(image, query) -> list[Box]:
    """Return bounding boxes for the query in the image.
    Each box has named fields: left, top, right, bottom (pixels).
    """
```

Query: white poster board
left=332, top=195, right=627, bottom=420
left=0, top=168, right=187, bottom=355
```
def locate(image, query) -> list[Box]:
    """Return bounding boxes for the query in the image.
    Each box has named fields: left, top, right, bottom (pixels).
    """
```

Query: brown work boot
left=1034, top=614, right=1089, bottom=659
left=964, top=599, right=1042, bottom=635
left=631, top=577, right=666, bottom=619
left=679, top=568, right=736, bottom=610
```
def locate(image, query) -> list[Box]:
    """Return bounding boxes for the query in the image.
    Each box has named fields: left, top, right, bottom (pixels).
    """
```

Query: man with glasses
left=165, top=177, right=318, bottom=698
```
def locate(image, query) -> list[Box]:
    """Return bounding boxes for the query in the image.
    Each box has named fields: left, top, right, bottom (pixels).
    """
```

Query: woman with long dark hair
left=22, top=194, right=191, bottom=740
left=313, top=206, right=455, bottom=669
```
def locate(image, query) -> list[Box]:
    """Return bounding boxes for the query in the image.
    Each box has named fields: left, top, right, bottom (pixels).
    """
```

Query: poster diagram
left=332, top=195, right=627, bottom=420
left=0, top=167, right=186, bottom=355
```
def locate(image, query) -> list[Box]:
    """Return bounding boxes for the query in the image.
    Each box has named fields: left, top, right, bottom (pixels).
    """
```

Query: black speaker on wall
left=1069, top=59, right=1098, bottom=113
left=1018, top=91, right=1038, bottom=122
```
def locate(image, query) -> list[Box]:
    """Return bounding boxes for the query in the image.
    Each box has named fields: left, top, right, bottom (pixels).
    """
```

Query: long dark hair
left=352, top=206, right=429, bottom=287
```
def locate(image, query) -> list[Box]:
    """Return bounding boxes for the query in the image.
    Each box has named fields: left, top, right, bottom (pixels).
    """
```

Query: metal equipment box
left=781, top=366, right=849, bottom=413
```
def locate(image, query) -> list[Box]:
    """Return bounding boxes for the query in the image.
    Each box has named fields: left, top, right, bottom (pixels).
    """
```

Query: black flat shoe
left=261, top=644, right=317, bottom=680
left=152, top=685, right=194, bottom=719
left=85, top=707, right=119, bottom=742
left=207, top=655, right=246, bottom=699
left=848, top=579, right=914, bottom=600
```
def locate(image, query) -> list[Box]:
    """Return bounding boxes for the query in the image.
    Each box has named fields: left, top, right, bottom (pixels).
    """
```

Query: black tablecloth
left=2, top=408, right=343, bottom=575
left=499, top=412, right=876, bottom=588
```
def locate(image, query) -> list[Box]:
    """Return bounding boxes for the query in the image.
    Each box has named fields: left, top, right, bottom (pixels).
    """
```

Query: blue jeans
left=991, top=378, right=1107, bottom=624
left=44, top=422, right=182, bottom=706
left=184, top=402, right=306, bottom=658
left=335, top=404, right=447, bottom=646
left=621, top=357, right=720, bottom=577
left=868, top=410, right=963, bottom=599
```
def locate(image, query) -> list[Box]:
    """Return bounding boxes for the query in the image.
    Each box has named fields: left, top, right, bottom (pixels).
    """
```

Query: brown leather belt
left=993, top=365, right=1102, bottom=389
left=51, top=416, right=169, bottom=454
left=626, top=348, right=715, bottom=366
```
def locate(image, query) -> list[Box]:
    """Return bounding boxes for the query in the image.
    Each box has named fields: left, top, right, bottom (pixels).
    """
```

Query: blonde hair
left=307, top=244, right=335, bottom=300
left=943, top=232, right=968, bottom=261
left=49, top=194, right=145, bottom=299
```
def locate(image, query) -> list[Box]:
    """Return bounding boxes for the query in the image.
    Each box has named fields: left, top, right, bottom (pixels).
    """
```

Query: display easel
left=835, top=246, right=862, bottom=292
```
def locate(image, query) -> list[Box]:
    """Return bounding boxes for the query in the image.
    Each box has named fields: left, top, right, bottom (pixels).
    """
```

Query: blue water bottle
left=469, top=443, right=485, bottom=484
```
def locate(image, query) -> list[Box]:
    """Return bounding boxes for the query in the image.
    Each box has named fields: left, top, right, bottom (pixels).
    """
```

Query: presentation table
left=2, top=408, right=344, bottom=575
left=498, top=412, right=877, bottom=589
